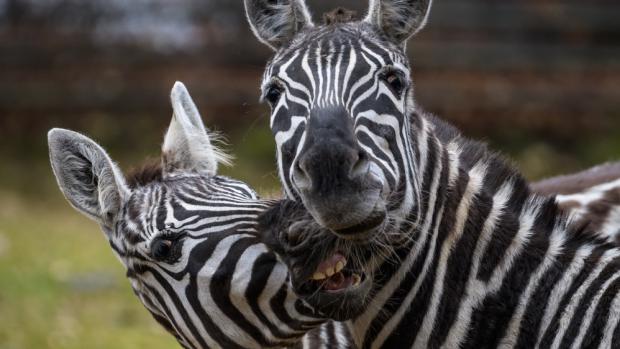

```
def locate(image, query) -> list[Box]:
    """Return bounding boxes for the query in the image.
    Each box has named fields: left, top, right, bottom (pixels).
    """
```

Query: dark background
left=2, top=0, right=620, bottom=194
left=0, top=1, right=619, bottom=347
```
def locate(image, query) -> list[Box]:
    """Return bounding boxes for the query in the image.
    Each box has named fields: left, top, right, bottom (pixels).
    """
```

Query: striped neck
left=347, top=112, right=620, bottom=348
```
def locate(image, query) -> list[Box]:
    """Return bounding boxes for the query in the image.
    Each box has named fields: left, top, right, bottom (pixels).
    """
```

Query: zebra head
left=48, top=82, right=325, bottom=348
left=245, top=0, right=432, bottom=239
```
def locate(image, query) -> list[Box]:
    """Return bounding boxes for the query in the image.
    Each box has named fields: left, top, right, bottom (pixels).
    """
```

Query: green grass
left=0, top=191, right=179, bottom=349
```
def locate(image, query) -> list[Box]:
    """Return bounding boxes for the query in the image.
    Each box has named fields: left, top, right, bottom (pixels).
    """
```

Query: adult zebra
left=244, top=0, right=620, bottom=348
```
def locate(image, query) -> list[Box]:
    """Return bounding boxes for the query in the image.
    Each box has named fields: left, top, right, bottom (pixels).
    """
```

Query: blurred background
left=0, top=0, right=619, bottom=348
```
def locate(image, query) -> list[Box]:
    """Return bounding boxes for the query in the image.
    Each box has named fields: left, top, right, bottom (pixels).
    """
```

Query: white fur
left=48, top=128, right=129, bottom=227
left=365, top=0, right=433, bottom=45
left=163, top=81, right=231, bottom=176
left=244, top=0, right=314, bottom=50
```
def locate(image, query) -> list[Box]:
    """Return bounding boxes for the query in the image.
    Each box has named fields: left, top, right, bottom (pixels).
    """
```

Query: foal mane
left=126, top=158, right=164, bottom=189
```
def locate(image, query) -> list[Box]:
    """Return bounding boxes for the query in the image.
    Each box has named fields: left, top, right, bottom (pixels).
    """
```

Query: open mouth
left=293, top=250, right=372, bottom=320
left=301, top=252, right=366, bottom=293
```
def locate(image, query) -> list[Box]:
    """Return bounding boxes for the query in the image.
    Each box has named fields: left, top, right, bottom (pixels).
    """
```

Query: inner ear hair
left=366, top=0, right=433, bottom=45
left=244, top=0, right=315, bottom=50
left=48, top=128, right=128, bottom=228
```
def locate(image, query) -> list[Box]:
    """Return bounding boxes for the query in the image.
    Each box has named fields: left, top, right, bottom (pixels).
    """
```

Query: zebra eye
left=264, top=85, right=283, bottom=106
left=151, top=238, right=173, bottom=261
left=150, top=234, right=183, bottom=263
left=381, top=71, right=406, bottom=95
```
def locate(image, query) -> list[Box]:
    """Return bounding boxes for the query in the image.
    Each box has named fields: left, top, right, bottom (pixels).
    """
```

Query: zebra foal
left=48, top=82, right=338, bottom=348
left=243, top=0, right=620, bottom=347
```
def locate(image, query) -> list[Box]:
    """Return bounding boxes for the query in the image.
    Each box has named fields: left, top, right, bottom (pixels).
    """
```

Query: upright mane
left=424, top=112, right=530, bottom=197
left=125, top=158, right=164, bottom=189
left=422, top=111, right=614, bottom=247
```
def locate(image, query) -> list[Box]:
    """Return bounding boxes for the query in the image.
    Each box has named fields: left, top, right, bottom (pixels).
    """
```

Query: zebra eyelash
left=378, top=66, right=410, bottom=95
left=148, top=229, right=186, bottom=263
left=260, top=79, right=286, bottom=106
left=152, top=229, right=189, bottom=244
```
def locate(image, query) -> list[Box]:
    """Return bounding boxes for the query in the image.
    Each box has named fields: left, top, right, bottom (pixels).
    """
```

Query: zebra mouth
left=257, top=199, right=372, bottom=319
left=301, top=252, right=365, bottom=293
left=293, top=250, right=371, bottom=321
left=333, top=208, right=386, bottom=240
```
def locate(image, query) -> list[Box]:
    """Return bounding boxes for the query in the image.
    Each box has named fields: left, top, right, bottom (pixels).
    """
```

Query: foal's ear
left=244, top=0, right=314, bottom=50
left=48, top=128, right=129, bottom=228
left=162, top=82, right=230, bottom=177
left=365, top=0, right=433, bottom=45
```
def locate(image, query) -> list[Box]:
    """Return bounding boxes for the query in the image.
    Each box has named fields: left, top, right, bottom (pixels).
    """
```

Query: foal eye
left=150, top=234, right=183, bottom=262
left=151, top=238, right=173, bottom=261
left=264, top=85, right=283, bottom=106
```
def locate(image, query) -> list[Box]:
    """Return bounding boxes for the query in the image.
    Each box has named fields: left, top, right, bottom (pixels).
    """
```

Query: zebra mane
left=423, top=112, right=528, bottom=192
left=422, top=111, right=613, bottom=247
left=126, top=158, right=164, bottom=189
left=124, top=129, right=232, bottom=190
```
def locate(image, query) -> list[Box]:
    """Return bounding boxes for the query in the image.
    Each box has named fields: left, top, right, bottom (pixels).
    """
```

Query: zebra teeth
left=335, top=260, right=345, bottom=273
left=312, top=253, right=347, bottom=281
left=312, top=272, right=327, bottom=280
left=352, top=274, right=361, bottom=286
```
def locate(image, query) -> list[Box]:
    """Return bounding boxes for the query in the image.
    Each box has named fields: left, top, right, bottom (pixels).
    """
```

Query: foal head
left=48, top=82, right=324, bottom=348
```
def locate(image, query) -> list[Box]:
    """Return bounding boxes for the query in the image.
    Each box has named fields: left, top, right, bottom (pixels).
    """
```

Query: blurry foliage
left=0, top=0, right=620, bottom=348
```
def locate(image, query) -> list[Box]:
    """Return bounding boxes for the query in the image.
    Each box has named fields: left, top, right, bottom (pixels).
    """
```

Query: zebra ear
left=244, top=0, right=314, bottom=50
left=48, top=128, right=129, bottom=228
left=162, top=81, right=230, bottom=177
left=365, top=0, right=433, bottom=45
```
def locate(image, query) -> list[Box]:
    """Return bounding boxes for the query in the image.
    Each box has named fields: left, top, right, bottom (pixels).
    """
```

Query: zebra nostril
left=350, top=150, right=369, bottom=178
left=296, top=161, right=308, bottom=178
left=294, top=160, right=312, bottom=189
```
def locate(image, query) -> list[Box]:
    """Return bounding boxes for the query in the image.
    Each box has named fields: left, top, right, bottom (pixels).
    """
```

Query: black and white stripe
left=120, top=176, right=325, bottom=349
left=354, top=117, right=620, bottom=349
left=265, top=32, right=412, bottom=204
left=532, top=162, right=620, bottom=245
left=244, top=0, right=620, bottom=348
left=49, top=82, right=351, bottom=349
left=261, top=111, right=620, bottom=349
